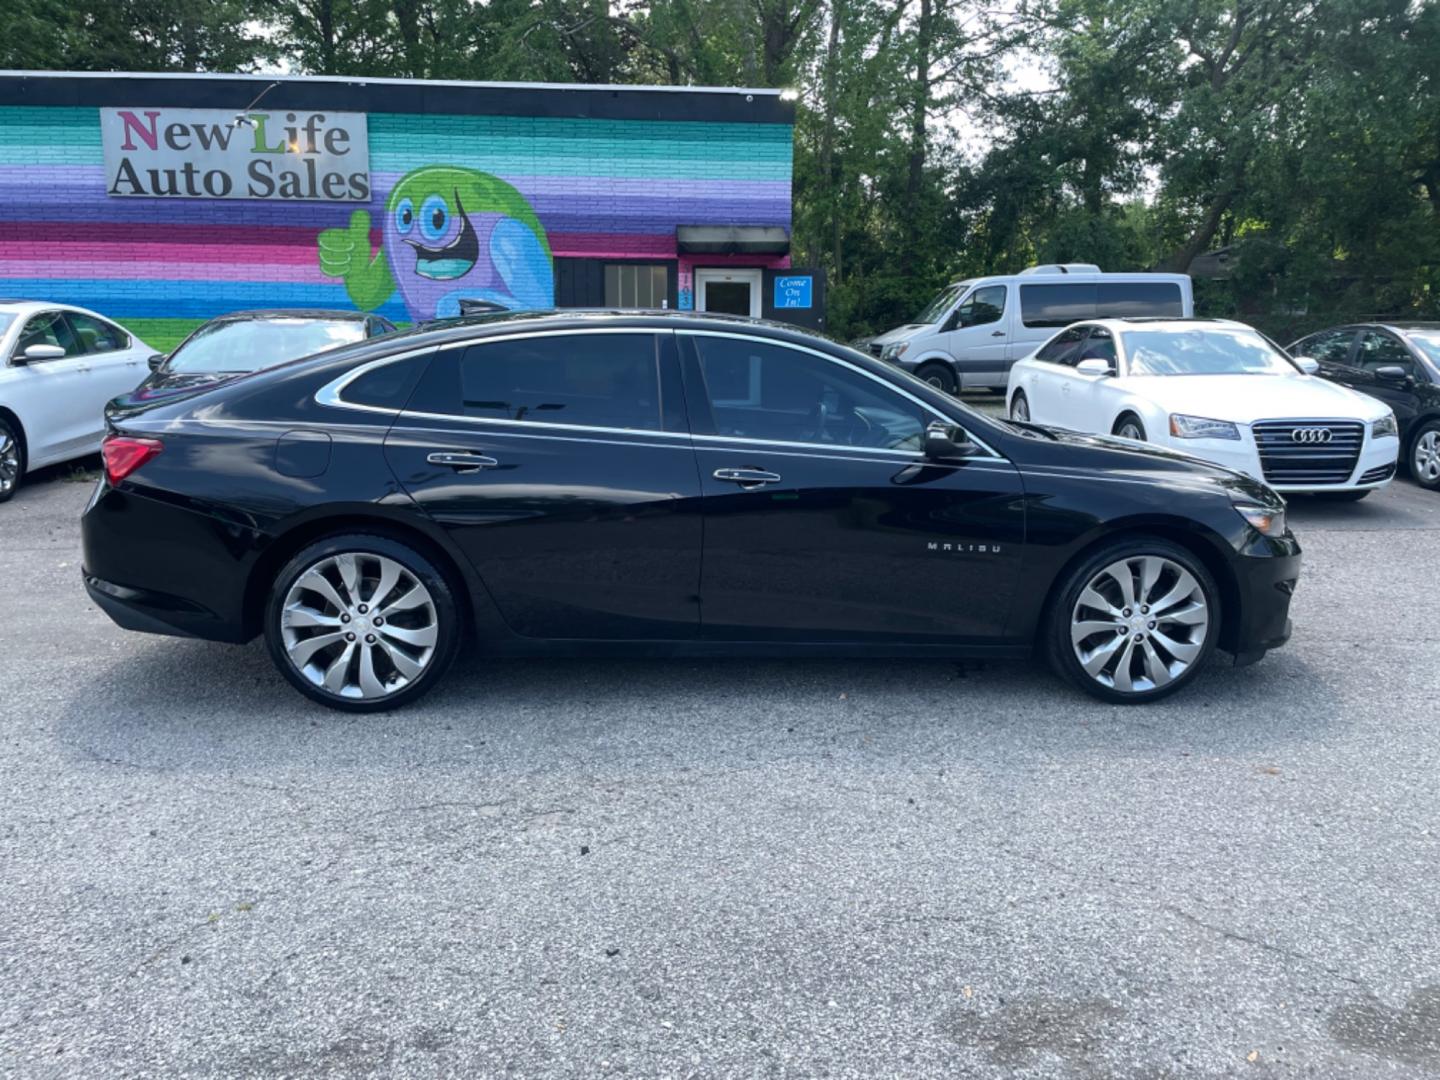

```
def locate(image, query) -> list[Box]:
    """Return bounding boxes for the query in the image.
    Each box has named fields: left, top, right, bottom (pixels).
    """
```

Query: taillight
left=101, top=434, right=163, bottom=485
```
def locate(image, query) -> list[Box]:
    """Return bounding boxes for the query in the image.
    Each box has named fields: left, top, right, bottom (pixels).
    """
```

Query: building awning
left=677, top=225, right=789, bottom=255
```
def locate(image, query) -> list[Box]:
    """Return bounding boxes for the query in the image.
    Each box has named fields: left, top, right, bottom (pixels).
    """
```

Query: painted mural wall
left=0, top=105, right=793, bottom=349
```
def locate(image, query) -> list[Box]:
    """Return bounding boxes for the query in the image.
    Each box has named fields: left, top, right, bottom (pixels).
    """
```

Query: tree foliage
left=5, top=0, right=1439, bottom=337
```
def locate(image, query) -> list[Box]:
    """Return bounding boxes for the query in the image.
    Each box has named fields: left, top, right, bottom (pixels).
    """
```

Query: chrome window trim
left=679, top=329, right=1005, bottom=460
left=314, top=345, right=441, bottom=416
left=397, top=409, right=692, bottom=443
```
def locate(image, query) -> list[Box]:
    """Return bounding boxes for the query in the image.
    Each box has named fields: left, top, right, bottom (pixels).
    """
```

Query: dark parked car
left=83, top=311, right=1300, bottom=711
left=1289, top=322, right=1440, bottom=490
left=124, top=309, right=397, bottom=406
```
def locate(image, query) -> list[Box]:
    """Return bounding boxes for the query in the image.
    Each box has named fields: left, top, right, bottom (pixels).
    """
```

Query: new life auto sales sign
left=100, top=108, right=370, bottom=201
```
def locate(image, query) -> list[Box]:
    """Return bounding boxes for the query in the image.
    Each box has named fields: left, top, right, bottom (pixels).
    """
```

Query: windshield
left=913, top=283, right=967, bottom=325
left=1404, top=329, right=1440, bottom=369
left=167, top=318, right=367, bottom=374
left=1124, top=327, right=1298, bottom=377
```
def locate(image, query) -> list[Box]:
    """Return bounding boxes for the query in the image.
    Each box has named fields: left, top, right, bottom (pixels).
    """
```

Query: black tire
left=263, top=533, right=461, bottom=712
left=1009, top=391, right=1030, bottom=422
left=1408, top=419, right=1440, bottom=490
left=915, top=362, right=958, bottom=395
left=1045, top=536, right=1220, bottom=704
left=1112, top=413, right=1147, bottom=442
left=0, top=415, right=25, bottom=504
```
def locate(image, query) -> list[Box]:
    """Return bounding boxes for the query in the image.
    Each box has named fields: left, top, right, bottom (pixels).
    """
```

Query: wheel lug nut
left=341, top=614, right=350, bottom=623
left=365, top=633, right=376, bottom=643
left=1123, top=608, right=1132, bottom=617
left=1141, top=605, right=1149, bottom=614
left=1134, top=634, right=1144, bottom=642
left=358, top=604, right=368, bottom=614
left=1148, top=621, right=1156, bottom=629
left=345, top=632, right=355, bottom=641
left=373, top=616, right=384, bottom=625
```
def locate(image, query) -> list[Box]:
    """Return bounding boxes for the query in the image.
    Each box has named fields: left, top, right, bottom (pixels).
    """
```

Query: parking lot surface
left=2, top=463, right=1439, bottom=1078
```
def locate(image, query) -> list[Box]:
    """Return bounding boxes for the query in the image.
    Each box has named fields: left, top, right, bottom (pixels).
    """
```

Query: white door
left=8, top=310, right=97, bottom=464
left=941, top=284, right=1011, bottom=389
left=696, top=269, right=763, bottom=318
left=66, top=310, right=148, bottom=405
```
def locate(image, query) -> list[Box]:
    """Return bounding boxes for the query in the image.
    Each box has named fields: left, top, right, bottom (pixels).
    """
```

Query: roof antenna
left=233, top=81, right=281, bottom=128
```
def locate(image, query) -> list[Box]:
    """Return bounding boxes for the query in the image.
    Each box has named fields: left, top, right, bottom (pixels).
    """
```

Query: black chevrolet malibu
left=82, top=311, right=1300, bottom=711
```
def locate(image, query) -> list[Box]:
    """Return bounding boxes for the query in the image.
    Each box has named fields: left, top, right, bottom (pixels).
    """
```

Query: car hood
left=871, top=323, right=932, bottom=348
left=1121, top=373, right=1389, bottom=423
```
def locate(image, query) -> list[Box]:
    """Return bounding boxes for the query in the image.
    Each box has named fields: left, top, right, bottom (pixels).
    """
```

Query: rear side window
left=1296, top=329, right=1358, bottom=365
left=409, top=332, right=663, bottom=431
left=1035, top=326, right=1088, bottom=364
left=67, top=312, right=129, bottom=353
left=340, top=353, right=430, bottom=409
left=1096, top=282, right=1182, bottom=318
left=1021, top=281, right=1183, bottom=327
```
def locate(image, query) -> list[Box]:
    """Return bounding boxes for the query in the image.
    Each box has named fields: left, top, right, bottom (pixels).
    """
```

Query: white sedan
left=1006, top=318, right=1399, bottom=499
left=0, top=301, right=154, bottom=502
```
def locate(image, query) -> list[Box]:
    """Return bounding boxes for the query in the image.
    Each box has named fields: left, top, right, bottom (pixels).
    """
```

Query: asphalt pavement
left=1, top=459, right=1438, bottom=1078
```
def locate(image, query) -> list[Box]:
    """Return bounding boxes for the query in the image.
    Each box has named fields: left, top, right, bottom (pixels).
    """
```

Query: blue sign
left=774, top=275, right=813, bottom=309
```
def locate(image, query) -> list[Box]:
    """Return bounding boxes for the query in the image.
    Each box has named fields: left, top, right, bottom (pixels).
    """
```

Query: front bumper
left=1162, top=429, right=1399, bottom=493
left=1225, top=541, right=1301, bottom=664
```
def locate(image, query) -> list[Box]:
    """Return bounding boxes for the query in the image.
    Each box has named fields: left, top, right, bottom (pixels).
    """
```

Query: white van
left=867, top=265, right=1194, bottom=393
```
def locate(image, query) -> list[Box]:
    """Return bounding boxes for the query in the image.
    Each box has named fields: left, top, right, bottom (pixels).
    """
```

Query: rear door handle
left=427, top=451, right=499, bottom=473
left=714, top=468, right=781, bottom=488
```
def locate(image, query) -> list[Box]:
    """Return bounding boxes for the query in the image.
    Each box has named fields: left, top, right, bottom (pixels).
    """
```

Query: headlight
left=1234, top=503, right=1287, bottom=538
left=1169, top=414, right=1241, bottom=440
left=1372, top=413, right=1398, bottom=439
left=882, top=342, right=909, bottom=361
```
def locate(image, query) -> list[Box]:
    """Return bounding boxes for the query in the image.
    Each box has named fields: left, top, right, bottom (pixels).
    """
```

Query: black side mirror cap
left=1374, top=365, right=1409, bottom=383
left=147, top=353, right=166, bottom=372
left=923, top=421, right=978, bottom=462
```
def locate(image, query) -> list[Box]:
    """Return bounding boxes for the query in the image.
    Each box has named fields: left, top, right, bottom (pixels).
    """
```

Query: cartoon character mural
left=318, top=165, right=553, bottom=320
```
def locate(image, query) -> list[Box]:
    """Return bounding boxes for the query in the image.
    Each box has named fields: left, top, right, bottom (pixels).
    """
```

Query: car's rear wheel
left=264, top=534, right=460, bottom=711
left=1009, top=391, right=1030, bottom=422
left=1410, top=421, right=1440, bottom=490
left=0, top=417, right=24, bottom=504
left=1047, top=537, right=1219, bottom=703
left=1113, top=414, right=1146, bottom=442
left=916, top=362, right=957, bottom=395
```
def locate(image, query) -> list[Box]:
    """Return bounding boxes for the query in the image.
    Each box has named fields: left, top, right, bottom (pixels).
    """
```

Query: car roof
left=206, top=309, right=375, bottom=323
left=1072, top=317, right=1249, bottom=332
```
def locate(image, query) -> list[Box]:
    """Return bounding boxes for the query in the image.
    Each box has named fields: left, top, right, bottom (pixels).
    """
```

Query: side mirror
left=147, top=353, right=166, bottom=372
left=16, top=343, right=66, bottom=364
left=924, top=421, right=977, bottom=462
left=1075, top=358, right=1113, bottom=377
left=941, top=309, right=963, bottom=333
left=1294, top=356, right=1320, bottom=375
left=1374, top=365, right=1410, bottom=383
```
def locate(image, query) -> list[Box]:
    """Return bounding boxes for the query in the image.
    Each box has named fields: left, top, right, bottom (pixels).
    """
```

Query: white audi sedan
left=1006, top=318, right=1399, bottom=499
left=0, top=301, right=153, bottom=502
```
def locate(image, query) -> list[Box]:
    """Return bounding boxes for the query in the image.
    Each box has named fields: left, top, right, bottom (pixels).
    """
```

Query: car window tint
left=15, top=311, right=81, bottom=358
left=1298, top=329, right=1357, bottom=365
left=1078, top=329, right=1117, bottom=367
left=1356, top=331, right=1415, bottom=375
left=1019, top=284, right=1098, bottom=328
left=340, top=353, right=430, bottom=409
left=418, top=333, right=663, bottom=430
left=66, top=312, right=127, bottom=353
left=1096, top=282, right=1183, bottom=318
left=956, top=285, right=1006, bottom=328
left=691, top=336, right=926, bottom=452
left=1036, top=326, right=1088, bottom=365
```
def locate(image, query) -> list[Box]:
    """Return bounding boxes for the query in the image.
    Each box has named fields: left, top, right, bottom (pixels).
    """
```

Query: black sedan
left=1289, top=321, right=1440, bottom=490
left=126, top=308, right=397, bottom=405
left=83, top=311, right=1300, bottom=711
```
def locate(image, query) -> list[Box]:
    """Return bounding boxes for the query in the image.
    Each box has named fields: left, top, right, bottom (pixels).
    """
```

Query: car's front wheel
left=1410, top=420, right=1440, bottom=490
left=1046, top=537, right=1219, bottom=703
left=915, top=362, right=957, bottom=395
left=1113, top=414, right=1147, bottom=442
left=264, top=533, right=461, bottom=711
left=0, top=416, right=24, bottom=504
left=1009, top=391, right=1030, bottom=422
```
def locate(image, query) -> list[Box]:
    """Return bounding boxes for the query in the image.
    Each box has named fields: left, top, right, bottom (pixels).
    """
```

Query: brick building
left=0, top=71, right=820, bottom=351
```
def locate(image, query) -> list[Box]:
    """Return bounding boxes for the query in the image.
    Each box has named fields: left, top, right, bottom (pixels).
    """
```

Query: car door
left=1348, top=330, right=1424, bottom=431
left=1027, top=326, right=1091, bottom=428
left=679, top=330, right=1026, bottom=642
left=65, top=311, right=146, bottom=404
left=1296, top=328, right=1361, bottom=382
left=383, top=327, right=704, bottom=640
left=940, top=284, right=1010, bottom=390
left=1063, top=327, right=1122, bottom=429
left=7, top=310, right=95, bottom=463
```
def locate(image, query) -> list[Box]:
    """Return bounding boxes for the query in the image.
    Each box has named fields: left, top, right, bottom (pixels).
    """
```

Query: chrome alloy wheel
left=280, top=552, right=438, bottom=700
left=1070, top=555, right=1209, bottom=694
left=1011, top=395, right=1030, bottom=422
left=0, top=431, right=19, bottom=496
left=1116, top=419, right=1144, bottom=441
left=1414, top=430, right=1440, bottom=486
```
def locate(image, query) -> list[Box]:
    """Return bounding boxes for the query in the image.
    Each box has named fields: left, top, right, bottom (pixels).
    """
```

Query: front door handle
left=990, top=330, right=1005, bottom=337
left=714, top=467, right=782, bottom=488
left=427, top=451, right=499, bottom=473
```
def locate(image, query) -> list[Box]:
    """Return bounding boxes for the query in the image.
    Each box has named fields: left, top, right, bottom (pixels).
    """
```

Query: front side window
left=431, top=332, right=664, bottom=431
left=953, top=285, right=1006, bottom=328
left=1035, top=326, right=1088, bottom=365
left=1077, top=328, right=1117, bottom=369
left=1123, top=327, right=1298, bottom=377
left=1403, top=329, right=1440, bottom=371
left=1356, top=331, right=1416, bottom=375
left=605, top=264, right=669, bottom=309
left=1295, top=328, right=1357, bottom=365
left=15, top=312, right=81, bottom=359
left=169, top=317, right=369, bottom=374
left=691, top=336, right=927, bottom=452
left=66, top=312, right=128, bottom=353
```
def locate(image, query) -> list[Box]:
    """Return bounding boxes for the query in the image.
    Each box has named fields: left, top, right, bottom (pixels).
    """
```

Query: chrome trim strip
left=690, top=432, right=916, bottom=457
left=392, top=421, right=695, bottom=453
left=314, top=345, right=441, bottom=416
left=677, top=329, right=1006, bottom=460
left=400, top=407, right=687, bottom=440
